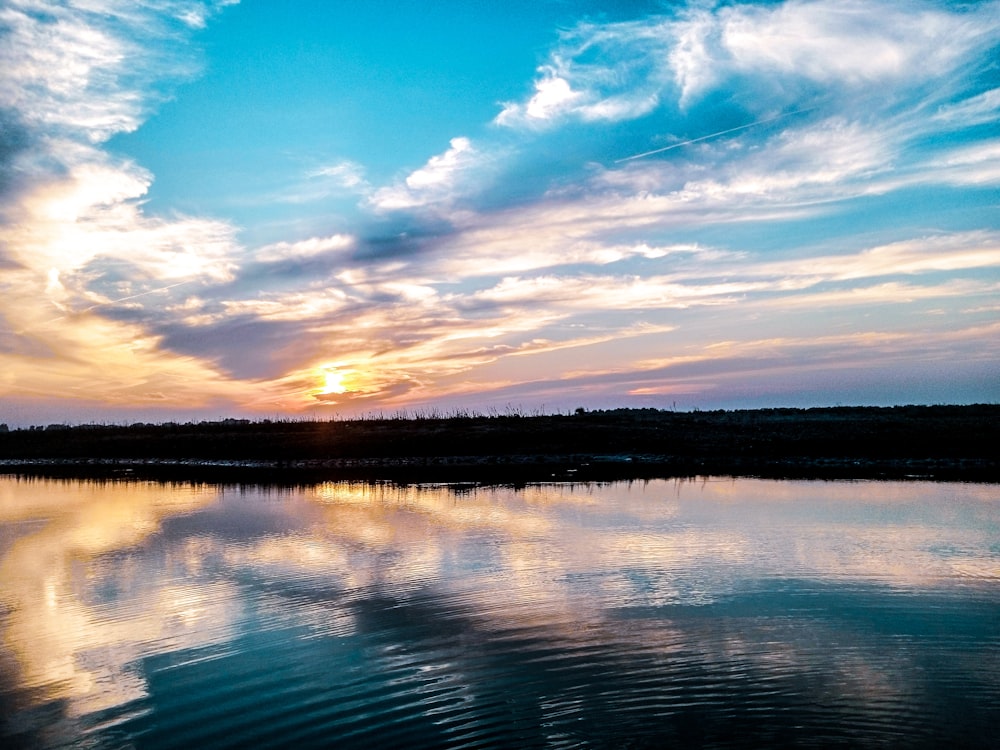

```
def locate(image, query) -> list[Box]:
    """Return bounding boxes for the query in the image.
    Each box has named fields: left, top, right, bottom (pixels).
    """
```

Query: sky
left=0, top=0, right=998, bottom=425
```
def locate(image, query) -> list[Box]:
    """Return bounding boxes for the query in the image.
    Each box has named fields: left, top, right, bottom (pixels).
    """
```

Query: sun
left=320, top=369, right=348, bottom=395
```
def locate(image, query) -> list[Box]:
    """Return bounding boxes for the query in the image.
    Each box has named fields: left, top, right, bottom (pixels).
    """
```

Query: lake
left=1, top=475, right=997, bottom=748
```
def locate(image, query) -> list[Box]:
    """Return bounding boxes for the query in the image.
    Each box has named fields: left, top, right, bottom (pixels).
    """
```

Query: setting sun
left=321, top=370, right=348, bottom=395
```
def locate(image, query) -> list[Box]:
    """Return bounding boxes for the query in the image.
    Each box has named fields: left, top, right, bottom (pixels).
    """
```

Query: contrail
left=80, top=280, right=192, bottom=313
left=615, top=107, right=817, bottom=163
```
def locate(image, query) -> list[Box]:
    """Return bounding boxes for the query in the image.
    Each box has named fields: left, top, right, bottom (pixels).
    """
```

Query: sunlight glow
left=321, top=369, right=348, bottom=395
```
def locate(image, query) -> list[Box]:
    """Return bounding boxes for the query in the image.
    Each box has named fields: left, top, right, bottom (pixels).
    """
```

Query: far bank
left=1, top=405, right=996, bottom=483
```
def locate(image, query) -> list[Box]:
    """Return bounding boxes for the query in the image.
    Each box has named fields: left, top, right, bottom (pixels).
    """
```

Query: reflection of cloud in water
left=1, top=476, right=997, bottom=746
left=0, top=479, right=230, bottom=716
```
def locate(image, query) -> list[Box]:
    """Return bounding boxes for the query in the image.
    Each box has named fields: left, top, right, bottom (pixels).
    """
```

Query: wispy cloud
left=310, top=160, right=367, bottom=189
left=495, top=20, right=671, bottom=127
left=496, top=0, right=998, bottom=127
left=0, top=0, right=236, bottom=141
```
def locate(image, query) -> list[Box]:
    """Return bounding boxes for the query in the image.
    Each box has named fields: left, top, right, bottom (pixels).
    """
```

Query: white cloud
left=432, top=200, right=721, bottom=277
left=259, top=161, right=371, bottom=206
left=495, top=21, right=671, bottom=128
left=933, top=87, right=1000, bottom=125
left=720, top=1, right=972, bottom=81
left=405, top=137, right=474, bottom=189
left=219, top=291, right=351, bottom=323
left=496, top=1, right=1000, bottom=122
left=0, top=5, right=133, bottom=140
left=924, top=141, right=1000, bottom=186
left=801, top=232, right=1000, bottom=282
left=465, top=274, right=767, bottom=312
left=255, top=234, right=355, bottom=263
left=0, top=0, right=247, bottom=291
left=677, top=0, right=1000, bottom=107
left=669, top=10, right=720, bottom=107
left=174, top=0, right=241, bottom=29
left=664, top=116, right=896, bottom=204
left=0, top=1, right=237, bottom=142
left=370, top=137, right=485, bottom=211
left=309, top=160, right=368, bottom=190
left=495, top=69, right=584, bottom=127
left=4, top=153, right=240, bottom=290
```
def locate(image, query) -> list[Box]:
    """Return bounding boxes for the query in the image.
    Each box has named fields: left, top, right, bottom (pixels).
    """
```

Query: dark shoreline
left=2, top=404, right=997, bottom=484
left=1, top=454, right=996, bottom=485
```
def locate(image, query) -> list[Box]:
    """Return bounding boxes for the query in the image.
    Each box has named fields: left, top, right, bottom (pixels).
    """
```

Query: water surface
left=1, top=476, right=997, bottom=748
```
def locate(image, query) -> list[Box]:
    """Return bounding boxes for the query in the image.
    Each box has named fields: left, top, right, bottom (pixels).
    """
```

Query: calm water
left=0, top=476, right=998, bottom=749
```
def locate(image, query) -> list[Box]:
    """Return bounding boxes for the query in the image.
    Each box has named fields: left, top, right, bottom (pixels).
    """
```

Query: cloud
left=495, top=0, right=999, bottom=123
left=933, top=87, right=1000, bottom=126
left=717, top=0, right=991, bottom=81
left=434, top=207, right=718, bottom=278
left=495, top=21, right=671, bottom=127
left=3, top=152, right=241, bottom=322
left=746, top=231, right=1000, bottom=283
left=0, top=1, right=248, bottom=414
left=601, top=114, right=897, bottom=212
left=0, top=4, right=140, bottom=141
left=311, top=160, right=367, bottom=189
left=148, top=212, right=997, bottom=413
left=405, top=137, right=475, bottom=190
left=369, top=137, right=490, bottom=211
left=274, top=160, right=371, bottom=204
left=681, top=0, right=999, bottom=106
left=255, top=234, right=355, bottom=263
left=495, top=69, right=586, bottom=127
left=0, top=1, right=237, bottom=143
left=923, top=142, right=1000, bottom=186
left=444, top=231, right=1000, bottom=319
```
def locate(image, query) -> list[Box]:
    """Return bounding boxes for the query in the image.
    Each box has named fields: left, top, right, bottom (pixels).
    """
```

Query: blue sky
left=1, top=0, right=998, bottom=424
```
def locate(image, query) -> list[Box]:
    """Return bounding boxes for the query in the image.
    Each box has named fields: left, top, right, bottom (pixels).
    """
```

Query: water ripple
left=1, top=478, right=999, bottom=748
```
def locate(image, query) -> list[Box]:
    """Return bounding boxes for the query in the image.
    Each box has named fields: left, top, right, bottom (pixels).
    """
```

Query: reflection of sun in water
left=321, top=370, right=348, bottom=395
